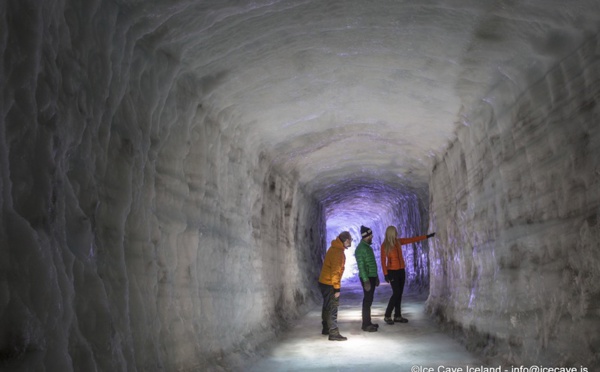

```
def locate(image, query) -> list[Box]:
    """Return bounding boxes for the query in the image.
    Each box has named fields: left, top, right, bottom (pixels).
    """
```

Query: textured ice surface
left=1, top=0, right=600, bottom=371
left=427, top=36, right=600, bottom=366
left=247, top=283, right=485, bottom=371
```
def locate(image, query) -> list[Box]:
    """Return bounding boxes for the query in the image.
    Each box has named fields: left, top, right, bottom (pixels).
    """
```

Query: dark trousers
left=319, top=282, right=339, bottom=331
left=385, top=269, right=406, bottom=318
left=361, top=277, right=377, bottom=327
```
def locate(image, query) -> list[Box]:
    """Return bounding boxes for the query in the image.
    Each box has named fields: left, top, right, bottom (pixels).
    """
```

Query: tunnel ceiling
left=132, top=0, right=599, bottom=207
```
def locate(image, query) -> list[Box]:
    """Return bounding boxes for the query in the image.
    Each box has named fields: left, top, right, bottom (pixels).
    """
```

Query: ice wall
left=427, top=36, right=600, bottom=366
left=0, top=1, right=325, bottom=371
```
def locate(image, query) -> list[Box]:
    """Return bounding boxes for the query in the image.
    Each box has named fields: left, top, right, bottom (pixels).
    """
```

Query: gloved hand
left=363, top=280, right=371, bottom=292
left=427, top=232, right=436, bottom=238
left=376, top=277, right=380, bottom=287
left=384, top=274, right=390, bottom=283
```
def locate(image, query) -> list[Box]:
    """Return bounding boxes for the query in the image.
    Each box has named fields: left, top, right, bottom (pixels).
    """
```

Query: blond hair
left=383, top=226, right=398, bottom=256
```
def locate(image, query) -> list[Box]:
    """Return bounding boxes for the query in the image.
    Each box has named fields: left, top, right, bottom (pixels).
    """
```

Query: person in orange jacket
left=380, top=226, right=435, bottom=324
left=318, top=231, right=352, bottom=341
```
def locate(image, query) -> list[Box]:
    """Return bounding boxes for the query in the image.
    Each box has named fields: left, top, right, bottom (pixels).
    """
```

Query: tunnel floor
left=246, top=283, right=485, bottom=371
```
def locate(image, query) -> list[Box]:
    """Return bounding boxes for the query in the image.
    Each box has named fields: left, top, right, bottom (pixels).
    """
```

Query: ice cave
left=1, top=0, right=599, bottom=371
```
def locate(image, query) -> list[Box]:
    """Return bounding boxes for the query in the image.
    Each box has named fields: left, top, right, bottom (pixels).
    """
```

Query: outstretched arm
left=398, top=232, right=435, bottom=245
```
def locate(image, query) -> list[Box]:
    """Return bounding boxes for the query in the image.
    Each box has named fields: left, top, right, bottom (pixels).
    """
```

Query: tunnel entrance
left=322, top=184, right=431, bottom=290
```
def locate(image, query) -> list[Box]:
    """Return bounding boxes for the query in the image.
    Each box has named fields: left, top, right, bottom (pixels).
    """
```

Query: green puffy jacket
left=355, top=240, right=378, bottom=282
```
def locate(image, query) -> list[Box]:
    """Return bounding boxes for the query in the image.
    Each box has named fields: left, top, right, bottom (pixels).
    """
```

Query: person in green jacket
left=354, top=225, right=380, bottom=332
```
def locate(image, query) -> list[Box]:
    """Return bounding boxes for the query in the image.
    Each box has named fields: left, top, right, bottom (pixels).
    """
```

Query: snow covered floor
left=246, top=283, right=484, bottom=371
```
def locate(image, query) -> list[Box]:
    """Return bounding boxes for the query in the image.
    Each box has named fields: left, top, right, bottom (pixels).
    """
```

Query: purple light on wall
left=322, top=184, right=429, bottom=289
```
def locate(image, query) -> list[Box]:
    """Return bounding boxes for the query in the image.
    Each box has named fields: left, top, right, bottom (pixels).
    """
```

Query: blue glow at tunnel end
left=323, top=191, right=426, bottom=287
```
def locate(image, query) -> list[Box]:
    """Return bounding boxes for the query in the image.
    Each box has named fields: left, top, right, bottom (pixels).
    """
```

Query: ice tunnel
left=1, top=0, right=600, bottom=371
left=324, top=183, right=428, bottom=286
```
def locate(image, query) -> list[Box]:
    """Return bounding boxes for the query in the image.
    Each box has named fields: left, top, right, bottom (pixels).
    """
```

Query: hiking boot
left=322, top=328, right=329, bottom=335
left=384, top=317, right=394, bottom=325
left=329, top=333, right=348, bottom=341
left=361, top=324, right=378, bottom=332
left=328, top=328, right=348, bottom=341
left=394, top=316, right=408, bottom=323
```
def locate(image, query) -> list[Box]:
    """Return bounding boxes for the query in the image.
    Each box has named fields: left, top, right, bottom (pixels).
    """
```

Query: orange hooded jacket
left=318, top=238, right=346, bottom=290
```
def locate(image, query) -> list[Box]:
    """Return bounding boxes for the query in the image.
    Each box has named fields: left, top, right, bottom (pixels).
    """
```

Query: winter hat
left=360, top=225, right=372, bottom=238
left=338, top=231, right=352, bottom=242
